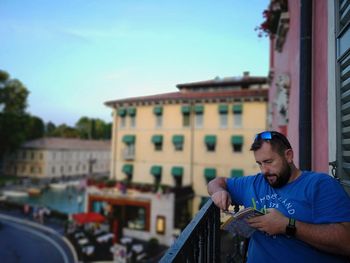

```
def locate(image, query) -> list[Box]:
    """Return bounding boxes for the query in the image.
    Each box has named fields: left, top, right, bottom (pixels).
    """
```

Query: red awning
left=72, top=212, right=105, bottom=224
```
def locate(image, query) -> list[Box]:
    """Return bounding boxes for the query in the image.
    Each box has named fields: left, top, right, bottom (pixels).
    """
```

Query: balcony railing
left=160, top=198, right=221, bottom=263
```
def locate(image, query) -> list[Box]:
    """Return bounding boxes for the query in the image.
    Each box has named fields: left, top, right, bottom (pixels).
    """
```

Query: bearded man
left=208, top=131, right=350, bottom=263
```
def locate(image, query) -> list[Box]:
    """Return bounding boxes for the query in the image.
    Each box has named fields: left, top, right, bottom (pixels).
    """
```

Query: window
left=154, top=106, right=163, bottom=128
left=150, top=165, right=162, bottom=186
left=118, top=108, right=127, bottom=128
left=122, top=135, right=136, bottom=159
left=126, top=206, right=146, bottom=230
left=231, top=135, right=244, bottom=152
left=205, top=135, right=217, bottom=152
left=231, top=169, right=244, bottom=178
left=171, top=166, right=183, bottom=187
left=233, top=104, right=243, bottom=127
left=122, top=164, right=133, bottom=183
left=52, top=166, right=55, bottom=174
left=152, top=135, right=163, bottom=151
left=172, top=135, right=184, bottom=151
left=156, top=215, right=166, bottom=235
left=194, top=105, right=204, bottom=128
left=204, top=168, right=216, bottom=183
left=128, top=107, right=137, bottom=128
left=182, top=105, right=191, bottom=127
left=336, top=0, right=350, bottom=185
left=219, top=104, right=228, bottom=128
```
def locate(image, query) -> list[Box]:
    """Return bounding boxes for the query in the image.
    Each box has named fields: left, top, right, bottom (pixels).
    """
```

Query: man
left=208, top=131, right=350, bottom=262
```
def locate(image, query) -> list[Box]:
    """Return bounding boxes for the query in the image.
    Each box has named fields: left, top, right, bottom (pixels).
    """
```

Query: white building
left=3, top=138, right=111, bottom=179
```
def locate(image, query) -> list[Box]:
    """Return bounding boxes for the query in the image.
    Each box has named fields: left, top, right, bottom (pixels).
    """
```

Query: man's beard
left=264, top=160, right=291, bottom=188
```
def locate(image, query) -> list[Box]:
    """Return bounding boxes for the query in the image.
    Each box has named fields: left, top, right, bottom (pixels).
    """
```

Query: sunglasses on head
left=254, top=131, right=292, bottom=149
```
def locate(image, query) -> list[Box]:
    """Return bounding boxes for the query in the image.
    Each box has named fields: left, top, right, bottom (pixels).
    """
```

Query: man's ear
left=285, top=149, right=294, bottom=163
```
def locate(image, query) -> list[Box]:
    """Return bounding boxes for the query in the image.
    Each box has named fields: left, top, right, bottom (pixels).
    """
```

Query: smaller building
left=2, top=138, right=111, bottom=179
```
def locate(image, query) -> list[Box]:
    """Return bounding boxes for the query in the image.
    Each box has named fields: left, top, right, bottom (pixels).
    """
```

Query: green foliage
left=0, top=70, right=29, bottom=158
left=25, top=115, right=45, bottom=140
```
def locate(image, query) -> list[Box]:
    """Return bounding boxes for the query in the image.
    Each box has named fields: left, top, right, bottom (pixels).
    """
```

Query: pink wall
left=311, top=1, right=328, bottom=172
left=269, top=0, right=300, bottom=165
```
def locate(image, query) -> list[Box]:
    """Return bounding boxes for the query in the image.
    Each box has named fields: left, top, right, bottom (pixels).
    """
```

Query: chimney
left=243, top=71, right=250, bottom=78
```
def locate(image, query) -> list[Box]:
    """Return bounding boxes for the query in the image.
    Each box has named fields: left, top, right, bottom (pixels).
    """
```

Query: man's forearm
left=296, top=221, right=350, bottom=256
left=207, top=177, right=227, bottom=195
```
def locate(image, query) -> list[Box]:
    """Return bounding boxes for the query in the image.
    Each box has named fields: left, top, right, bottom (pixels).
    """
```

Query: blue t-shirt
left=226, top=171, right=350, bottom=263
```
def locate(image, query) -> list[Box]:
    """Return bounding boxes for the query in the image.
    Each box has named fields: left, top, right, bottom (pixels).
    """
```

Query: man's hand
left=247, top=208, right=288, bottom=235
left=211, top=190, right=232, bottom=211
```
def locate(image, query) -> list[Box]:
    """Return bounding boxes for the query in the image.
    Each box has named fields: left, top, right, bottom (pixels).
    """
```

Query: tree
left=0, top=70, right=29, bottom=159
left=75, top=116, right=91, bottom=139
left=45, top=121, right=56, bottom=136
left=24, top=115, right=45, bottom=140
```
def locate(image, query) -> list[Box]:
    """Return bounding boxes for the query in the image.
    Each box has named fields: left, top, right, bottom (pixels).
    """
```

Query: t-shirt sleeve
left=310, top=174, right=350, bottom=223
left=226, top=176, right=255, bottom=206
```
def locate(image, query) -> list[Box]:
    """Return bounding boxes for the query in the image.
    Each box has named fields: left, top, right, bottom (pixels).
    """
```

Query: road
left=0, top=214, right=77, bottom=263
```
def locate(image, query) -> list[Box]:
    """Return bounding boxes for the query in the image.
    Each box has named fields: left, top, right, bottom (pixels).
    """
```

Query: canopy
left=72, top=212, right=105, bottom=224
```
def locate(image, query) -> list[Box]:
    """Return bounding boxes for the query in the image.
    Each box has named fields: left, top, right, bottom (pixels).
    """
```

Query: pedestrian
left=208, top=130, right=350, bottom=262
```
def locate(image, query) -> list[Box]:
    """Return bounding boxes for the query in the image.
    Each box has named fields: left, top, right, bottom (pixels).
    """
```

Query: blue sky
left=0, top=0, right=269, bottom=126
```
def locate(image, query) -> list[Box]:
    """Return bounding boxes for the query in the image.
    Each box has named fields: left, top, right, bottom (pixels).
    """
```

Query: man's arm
left=248, top=208, right=350, bottom=256
left=207, top=177, right=232, bottom=210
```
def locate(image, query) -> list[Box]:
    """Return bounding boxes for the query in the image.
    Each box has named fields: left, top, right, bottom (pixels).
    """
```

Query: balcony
left=160, top=199, right=221, bottom=262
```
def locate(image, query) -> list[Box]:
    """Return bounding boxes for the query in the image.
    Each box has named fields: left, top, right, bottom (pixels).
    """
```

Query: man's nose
left=261, top=164, right=270, bottom=174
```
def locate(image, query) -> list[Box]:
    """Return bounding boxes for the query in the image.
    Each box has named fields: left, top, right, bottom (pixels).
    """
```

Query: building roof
left=21, top=138, right=111, bottom=151
left=105, top=89, right=268, bottom=107
left=176, top=75, right=267, bottom=90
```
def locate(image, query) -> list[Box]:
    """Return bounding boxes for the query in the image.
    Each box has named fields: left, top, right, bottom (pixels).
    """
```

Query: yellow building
left=106, top=72, right=268, bottom=213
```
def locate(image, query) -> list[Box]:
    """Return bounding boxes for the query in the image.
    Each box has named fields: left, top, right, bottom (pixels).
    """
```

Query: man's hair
left=250, top=131, right=292, bottom=156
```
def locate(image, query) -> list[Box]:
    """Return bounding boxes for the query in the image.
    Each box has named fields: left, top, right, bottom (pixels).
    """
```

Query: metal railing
left=160, top=199, right=221, bottom=263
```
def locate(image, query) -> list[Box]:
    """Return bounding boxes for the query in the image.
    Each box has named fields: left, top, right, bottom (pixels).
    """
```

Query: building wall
left=3, top=148, right=110, bottom=178
left=269, top=0, right=301, bottom=165
left=311, top=0, right=329, bottom=172
left=111, top=99, right=267, bottom=213
left=269, top=0, right=330, bottom=172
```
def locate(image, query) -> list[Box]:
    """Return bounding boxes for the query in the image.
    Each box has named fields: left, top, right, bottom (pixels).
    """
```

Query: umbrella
left=72, top=212, right=106, bottom=224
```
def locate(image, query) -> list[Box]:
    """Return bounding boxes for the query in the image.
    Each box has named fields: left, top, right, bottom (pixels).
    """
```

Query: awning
left=152, top=135, right=163, bottom=144
left=172, top=135, right=184, bottom=144
left=232, top=104, right=243, bottom=114
left=231, top=135, right=243, bottom=145
left=218, top=104, right=228, bottom=114
left=194, top=105, right=204, bottom=114
left=122, top=135, right=136, bottom=144
left=231, top=169, right=244, bottom=177
left=122, top=164, right=133, bottom=174
left=153, top=106, right=163, bottom=115
left=150, top=165, right=162, bottom=176
left=205, top=135, right=217, bottom=145
left=118, top=108, right=126, bottom=117
left=181, top=105, right=191, bottom=115
left=171, top=167, right=183, bottom=177
left=204, top=168, right=216, bottom=181
left=128, top=107, right=137, bottom=116
left=72, top=212, right=105, bottom=224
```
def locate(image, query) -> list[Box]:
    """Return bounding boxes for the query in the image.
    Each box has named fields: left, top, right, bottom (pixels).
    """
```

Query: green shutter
left=218, top=104, right=228, bottom=114
left=128, top=107, right=137, bottom=116
left=204, top=168, right=216, bottom=181
left=171, top=166, right=183, bottom=177
left=122, top=135, right=136, bottom=144
left=122, top=164, right=133, bottom=175
left=150, top=166, right=162, bottom=176
left=231, top=169, right=244, bottom=178
left=181, top=105, right=191, bottom=115
left=152, top=135, right=163, bottom=144
left=118, top=108, right=126, bottom=117
left=153, top=106, right=163, bottom=116
left=232, top=104, right=243, bottom=113
left=231, top=135, right=243, bottom=145
left=205, top=135, right=217, bottom=145
left=194, top=105, right=204, bottom=114
left=172, top=135, right=184, bottom=144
